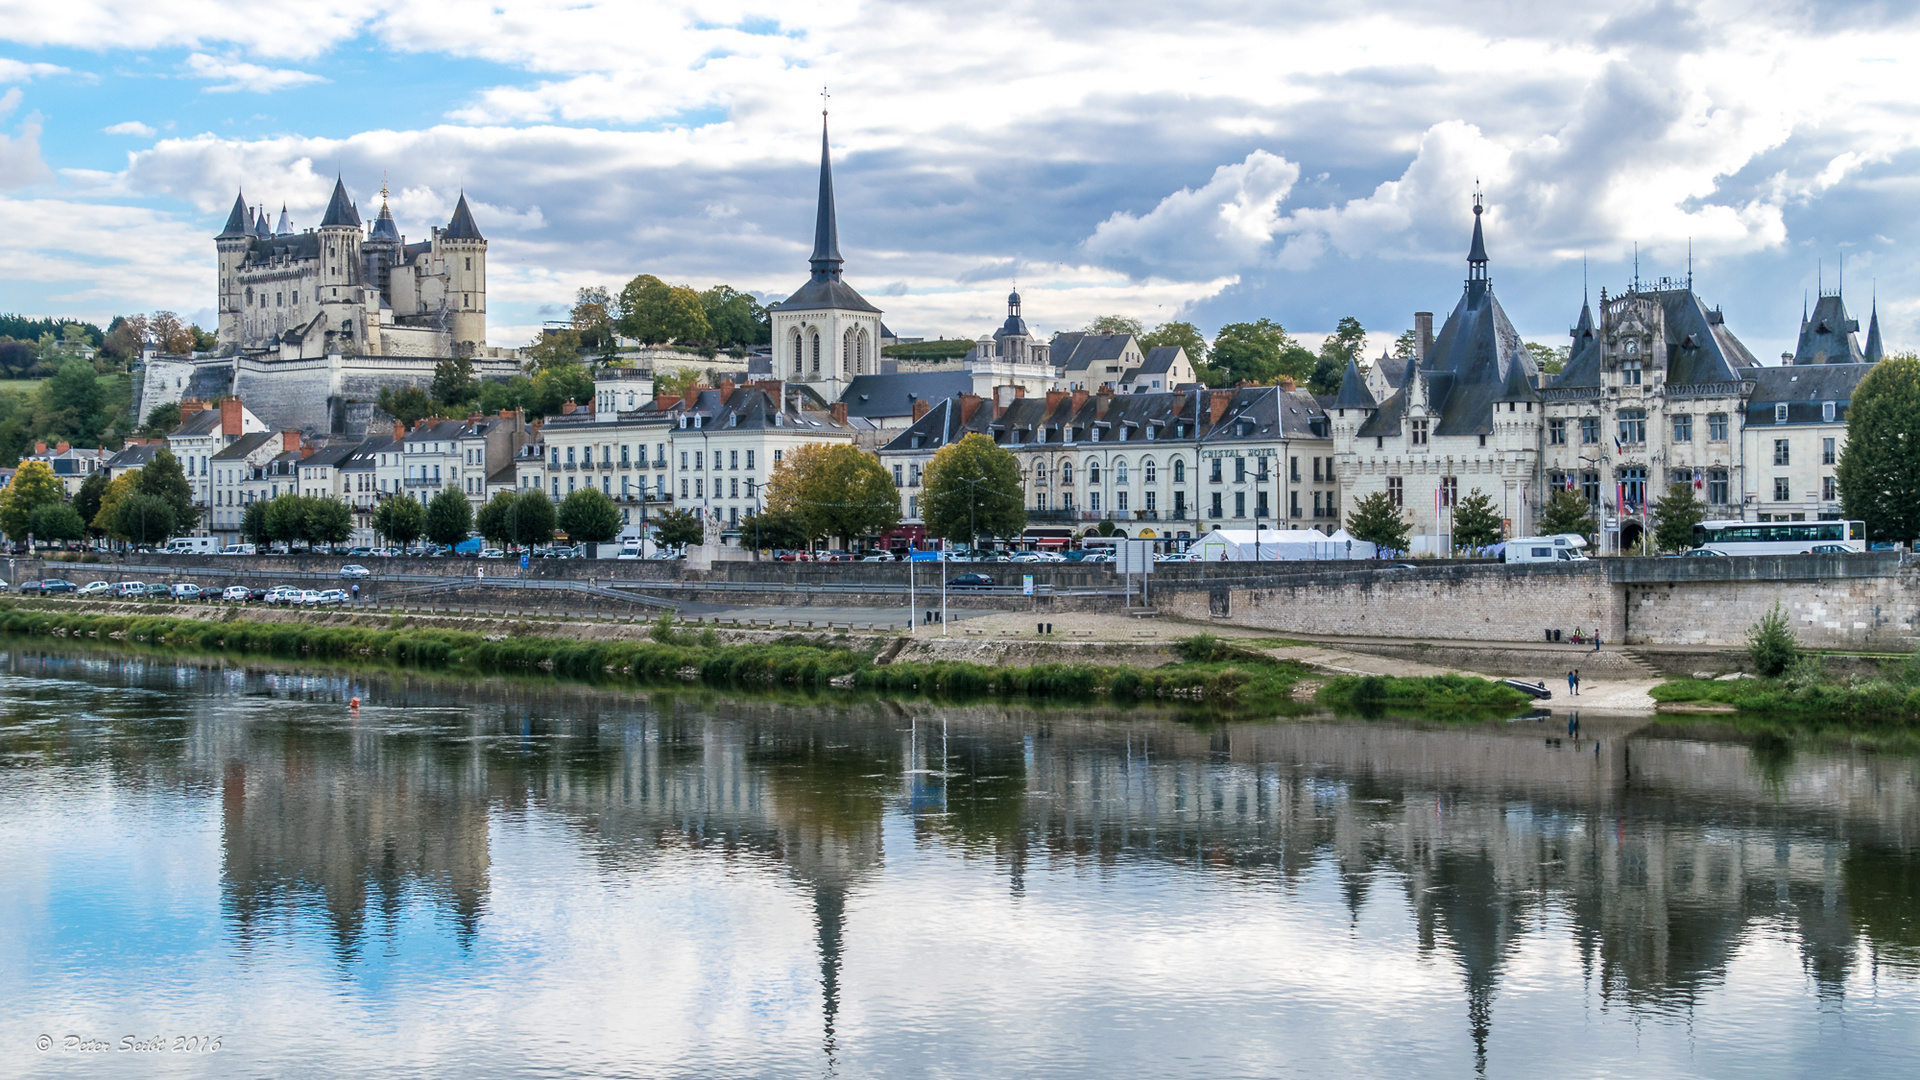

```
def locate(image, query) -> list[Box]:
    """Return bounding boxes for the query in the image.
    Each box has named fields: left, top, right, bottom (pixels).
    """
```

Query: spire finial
left=1633, top=243, right=1640, bottom=292
left=821, top=84, right=830, bottom=117
left=1687, top=238, right=1693, bottom=290
left=380, top=171, right=390, bottom=205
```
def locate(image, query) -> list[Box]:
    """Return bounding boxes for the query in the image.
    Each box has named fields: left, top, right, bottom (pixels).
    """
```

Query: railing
left=403, top=477, right=441, bottom=488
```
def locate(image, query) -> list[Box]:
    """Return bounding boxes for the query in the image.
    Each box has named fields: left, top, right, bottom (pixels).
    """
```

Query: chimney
left=220, top=397, right=243, bottom=436
left=719, top=378, right=735, bottom=399
left=500, top=408, right=514, bottom=419
left=561, top=400, right=576, bottom=415
left=282, top=431, right=301, bottom=454
left=994, top=384, right=1017, bottom=418
left=1070, top=389, right=1089, bottom=413
left=830, top=401, right=848, bottom=425
left=1277, top=376, right=1297, bottom=392
left=393, top=421, right=406, bottom=441
left=1208, top=389, right=1232, bottom=427
left=958, top=393, right=983, bottom=424
left=414, top=418, right=429, bottom=430
left=684, top=384, right=706, bottom=411
left=56, top=441, right=70, bottom=453
left=1414, top=311, right=1433, bottom=360
left=911, top=398, right=931, bottom=422
left=1045, top=389, right=1067, bottom=414
left=34, top=442, right=46, bottom=455
left=654, top=394, right=680, bottom=412
left=1098, top=382, right=1115, bottom=396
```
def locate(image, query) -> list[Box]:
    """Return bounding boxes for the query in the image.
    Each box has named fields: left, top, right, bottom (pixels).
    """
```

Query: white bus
left=1690, top=519, right=1866, bottom=555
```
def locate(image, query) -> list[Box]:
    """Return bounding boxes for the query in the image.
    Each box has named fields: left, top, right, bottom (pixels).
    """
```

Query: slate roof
left=1743, top=364, right=1871, bottom=426
left=1050, top=332, right=1135, bottom=374
left=778, top=276, right=881, bottom=313
left=1330, top=355, right=1376, bottom=410
left=217, top=192, right=251, bottom=239
left=444, top=194, right=483, bottom=241
left=212, top=431, right=277, bottom=462
left=107, top=443, right=165, bottom=469
left=1371, top=350, right=1409, bottom=389
left=171, top=408, right=225, bottom=438
left=1552, top=286, right=1759, bottom=391
left=1865, top=302, right=1886, bottom=362
left=274, top=205, right=292, bottom=236
left=370, top=200, right=401, bottom=242
left=840, top=370, right=973, bottom=420
left=878, top=385, right=1330, bottom=456
left=341, top=438, right=391, bottom=472
left=245, top=232, right=322, bottom=264
left=1135, top=346, right=1183, bottom=376
left=319, top=176, right=361, bottom=229
left=1791, top=294, right=1865, bottom=365
left=298, top=442, right=358, bottom=468
left=777, top=114, right=881, bottom=315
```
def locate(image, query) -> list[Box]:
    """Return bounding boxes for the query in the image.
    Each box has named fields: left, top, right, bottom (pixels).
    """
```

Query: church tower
left=769, top=110, right=883, bottom=405
left=438, top=192, right=488, bottom=356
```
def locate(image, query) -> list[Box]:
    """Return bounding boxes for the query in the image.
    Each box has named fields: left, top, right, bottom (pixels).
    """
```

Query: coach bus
left=1689, top=519, right=1865, bottom=555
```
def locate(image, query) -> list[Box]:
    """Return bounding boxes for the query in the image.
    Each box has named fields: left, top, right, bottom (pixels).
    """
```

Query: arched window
left=792, top=331, right=803, bottom=373
left=811, top=332, right=820, bottom=374
left=1062, top=462, right=1074, bottom=485
left=1116, top=460, right=1129, bottom=485
left=1143, top=459, right=1156, bottom=483
left=1088, top=460, right=1101, bottom=485
left=1173, top=459, right=1186, bottom=483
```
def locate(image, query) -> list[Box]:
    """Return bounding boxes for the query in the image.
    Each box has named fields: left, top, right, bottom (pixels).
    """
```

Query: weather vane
left=821, top=85, right=830, bottom=116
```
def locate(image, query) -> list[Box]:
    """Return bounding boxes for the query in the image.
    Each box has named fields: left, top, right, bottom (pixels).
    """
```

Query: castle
left=215, top=178, right=489, bottom=359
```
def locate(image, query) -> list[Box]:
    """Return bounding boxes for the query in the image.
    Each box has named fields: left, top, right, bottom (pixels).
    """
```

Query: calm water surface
left=2, top=648, right=1918, bottom=1079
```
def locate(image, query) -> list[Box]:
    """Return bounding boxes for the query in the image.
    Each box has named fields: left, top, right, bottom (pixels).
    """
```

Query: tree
left=762, top=442, right=900, bottom=546
left=263, top=494, right=310, bottom=546
left=1838, top=352, right=1920, bottom=543
left=377, top=384, right=433, bottom=428
left=113, top=491, right=177, bottom=547
left=571, top=286, right=617, bottom=358
left=91, top=471, right=140, bottom=537
left=1345, top=490, right=1410, bottom=553
left=1392, top=329, right=1417, bottom=360
left=1652, top=482, right=1705, bottom=552
left=1747, top=601, right=1798, bottom=677
left=1084, top=315, right=1144, bottom=337
left=920, top=433, right=1025, bottom=546
left=426, top=487, right=475, bottom=547
left=28, top=502, right=85, bottom=542
left=557, top=487, right=622, bottom=543
left=616, top=274, right=712, bottom=344
left=1526, top=341, right=1566, bottom=375
left=149, top=310, right=193, bottom=354
left=652, top=507, right=706, bottom=549
left=1208, top=319, right=1314, bottom=387
left=33, top=359, right=104, bottom=445
left=526, top=327, right=583, bottom=373
left=1307, top=316, right=1367, bottom=395
left=530, top=362, right=593, bottom=418
left=431, top=357, right=479, bottom=412
left=1540, top=487, right=1595, bottom=542
left=741, top=508, right=811, bottom=552
left=654, top=367, right=701, bottom=399
left=307, top=498, right=353, bottom=547
left=478, top=489, right=556, bottom=548
left=1138, top=320, right=1207, bottom=363
left=141, top=402, right=182, bottom=436
left=0, top=459, right=65, bottom=539
left=239, top=500, right=271, bottom=547
left=372, top=496, right=426, bottom=547
left=476, top=491, right=515, bottom=547
left=136, top=448, right=196, bottom=528
left=1451, top=487, right=1503, bottom=551
left=700, top=285, right=770, bottom=350
left=73, top=469, right=111, bottom=536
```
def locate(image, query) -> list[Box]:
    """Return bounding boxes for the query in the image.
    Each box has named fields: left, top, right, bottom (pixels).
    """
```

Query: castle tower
left=214, top=191, right=253, bottom=348
left=768, top=110, right=883, bottom=405
left=315, top=176, right=367, bottom=353
left=363, top=181, right=403, bottom=307
left=438, top=193, right=488, bottom=356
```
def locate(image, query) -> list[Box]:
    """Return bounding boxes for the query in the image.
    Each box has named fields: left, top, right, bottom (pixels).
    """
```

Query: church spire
left=1465, top=186, right=1490, bottom=304
left=809, top=109, right=844, bottom=281
left=1866, top=288, right=1885, bottom=362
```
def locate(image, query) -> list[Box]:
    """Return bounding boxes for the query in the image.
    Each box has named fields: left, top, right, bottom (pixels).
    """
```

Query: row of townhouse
left=877, top=382, right=1341, bottom=545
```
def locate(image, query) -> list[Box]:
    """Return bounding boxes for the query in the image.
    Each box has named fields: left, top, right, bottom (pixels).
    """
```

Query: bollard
left=1046, top=623, right=1053, bottom=635
left=1038, top=622, right=1044, bottom=635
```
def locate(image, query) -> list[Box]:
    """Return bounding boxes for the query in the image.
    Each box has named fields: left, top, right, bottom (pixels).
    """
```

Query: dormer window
left=1822, top=401, right=1836, bottom=422
left=1775, top=403, right=1789, bottom=423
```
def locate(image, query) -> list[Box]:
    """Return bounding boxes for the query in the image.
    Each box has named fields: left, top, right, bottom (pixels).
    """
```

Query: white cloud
left=184, top=53, right=328, bottom=94
left=1085, top=152, right=1301, bottom=279
left=0, top=111, right=52, bottom=190
left=0, top=58, right=69, bottom=82
left=0, top=87, right=19, bottom=118
left=104, top=120, right=157, bottom=137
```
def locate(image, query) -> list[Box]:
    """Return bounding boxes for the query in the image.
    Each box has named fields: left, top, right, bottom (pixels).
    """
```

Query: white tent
left=1193, top=528, right=1376, bottom=562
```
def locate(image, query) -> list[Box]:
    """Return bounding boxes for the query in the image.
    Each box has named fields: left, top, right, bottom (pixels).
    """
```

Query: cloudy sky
left=0, top=0, right=1916, bottom=360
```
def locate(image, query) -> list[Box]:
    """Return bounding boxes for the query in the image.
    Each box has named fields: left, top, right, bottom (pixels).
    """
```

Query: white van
left=219, top=543, right=256, bottom=556
left=163, top=536, right=219, bottom=555
left=1503, top=535, right=1590, bottom=563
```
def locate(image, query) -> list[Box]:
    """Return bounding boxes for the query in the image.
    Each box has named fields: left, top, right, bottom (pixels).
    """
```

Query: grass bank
left=1316, top=673, right=1534, bottom=711
left=1652, top=665, right=1920, bottom=726
left=0, top=605, right=1311, bottom=708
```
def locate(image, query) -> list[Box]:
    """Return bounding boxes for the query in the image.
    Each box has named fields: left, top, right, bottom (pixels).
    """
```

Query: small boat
left=1503, top=679, right=1553, bottom=700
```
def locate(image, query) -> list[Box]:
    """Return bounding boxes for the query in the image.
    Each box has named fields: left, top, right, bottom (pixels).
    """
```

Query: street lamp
left=1577, top=454, right=1607, bottom=554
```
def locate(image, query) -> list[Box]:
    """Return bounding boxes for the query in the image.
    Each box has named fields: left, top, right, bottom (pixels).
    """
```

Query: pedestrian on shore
left=1593, top=632, right=1602, bottom=652
left=351, top=583, right=359, bottom=604
left=1573, top=669, right=1580, bottom=695
left=1567, top=669, right=1576, bottom=696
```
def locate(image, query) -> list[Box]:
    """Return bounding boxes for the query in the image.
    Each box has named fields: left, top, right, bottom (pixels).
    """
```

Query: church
left=215, top=178, right=491, bottom=360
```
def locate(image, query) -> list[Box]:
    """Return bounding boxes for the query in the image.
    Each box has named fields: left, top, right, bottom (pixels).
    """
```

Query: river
left=1, top=648, right=1916, bottom=1078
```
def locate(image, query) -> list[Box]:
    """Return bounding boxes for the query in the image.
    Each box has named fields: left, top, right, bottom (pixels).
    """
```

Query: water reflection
left=2, top=648, right=1918, bottom=1078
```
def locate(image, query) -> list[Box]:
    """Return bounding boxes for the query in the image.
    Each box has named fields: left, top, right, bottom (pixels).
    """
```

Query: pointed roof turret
left=808, top=113, right=843, bottom=280
left=1465, top=188, right=1490, bottom=305
left=252, top=205, right=273, bottom=239
left=319, top=175, right=361, bottom=229
left=1330, top=353, right=1377, bottom=410
left=274, top=204, right=292, bottom=236
left=444, top=192, right=483, bottom=241
left=1865, top=293, right=1885, bottom=363
left=217, top=191, right=250, bottom=238
left=1572, top=296, right=1595, bottom=346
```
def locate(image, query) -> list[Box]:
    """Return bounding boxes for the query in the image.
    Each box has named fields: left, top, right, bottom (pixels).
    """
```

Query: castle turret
left=438, top=193, right=488, bottom=355
left=316, top=176, right=368, bottom=353
left=214, top=191, right=253, bottom=348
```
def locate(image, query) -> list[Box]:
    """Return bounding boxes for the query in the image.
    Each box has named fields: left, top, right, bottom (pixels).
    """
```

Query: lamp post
left=1577, top=454, right=1606, bottom=555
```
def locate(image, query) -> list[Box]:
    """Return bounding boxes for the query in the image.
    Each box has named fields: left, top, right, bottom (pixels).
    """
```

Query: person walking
left=1573, top=669, right=1580, bottom=695
left=1593, top=632, right=1602, bottom=652
left=1567, top=669, right=1577, bottom=696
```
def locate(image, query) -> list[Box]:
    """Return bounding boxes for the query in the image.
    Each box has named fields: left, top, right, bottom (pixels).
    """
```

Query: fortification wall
left=232, top=356, right=334, bottom=433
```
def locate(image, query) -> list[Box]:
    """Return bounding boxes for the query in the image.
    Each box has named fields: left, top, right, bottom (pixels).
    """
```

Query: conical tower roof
left=252, top=206, right=273, bottom=239
left=319, top=176, right=361, bottom=228
left=1330, top=353, right=1376, bottom=409
left=444, top=192, right=483, bottom=240
left=217, top=191, right=250, bottom=238
left=1865, top=296, right=1885, bottom=362
left=274, top=204, right=292, bottom=236
left=809, top=114, right=843, bottom=278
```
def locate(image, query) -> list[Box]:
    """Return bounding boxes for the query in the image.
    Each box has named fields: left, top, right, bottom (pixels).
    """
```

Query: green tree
left=306, top=498, right=353, bottom=547
left=1084, top=315, right=1144, bottom=337
left=431, top=356, right=479, bottom=412
left=112, top=491, right=177, bottom=547
left=476, top=376, right=534, bottom=417
left=700, top=285, right=771, bottom=349
left=508, top=490, right=556, bottom=547
left=33, top=359, right=105, bottom=444
left=377, top=384, right=434, bottom=428
left=1837, top=352, right=1920, bottom=543
left=1392, top=328, right=1417, bottom=360
left=1652, top=482, right=1705, bottom=553
left=141, top=401, right=182, bottom=436
left=425, top=487, right=475, bottom=547
left=1451, top=487, right=1503, bottom=551
left=90, top=471, right=139, bottom=537
left=263, top=494, right=310, bottom=546
left=476, top=491, right=516, bottom=547
left=136, top=448, right=196, bottom=528
left=1747, top=601, right=1799, bottom=677
left=1345, top=489, right=1410, bottom=553
left=651, top=507, right=706, bottom=550
left=372, top=496, right=426, bottom=547
left=1208, top=319, right=1314, bottom=387
left=741, top=508, right=810, bottom=552
left=920, top=432, right=1025, bottom=546
left=239, top=500, right=271, bottom=547
left=762, top=442, right=900, bottom=547
left=1138, top=320, right=1207, bottom=363
left=1539, top=487, right=1596, bottom=542
left=571, top=286, right=617, bottom=359
left=73, top=469, right=110, bottom=537
left=0, top=459, right=65, bottom=539
left=616, top=274, right=713, bottom=344
left=28, top=502, right=85, bottom=542
left=557, top=487, right=622, bottom=543
left=530, top=362, right=593, bottom=418
left=526, top=326, right=583, bottom=372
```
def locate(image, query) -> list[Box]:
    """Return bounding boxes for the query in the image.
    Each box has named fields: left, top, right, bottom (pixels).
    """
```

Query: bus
left=1689, top=519, right=1865, bottom=555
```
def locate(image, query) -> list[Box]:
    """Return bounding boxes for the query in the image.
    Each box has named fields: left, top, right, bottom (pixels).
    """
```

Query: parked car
left=859, top=551, right=894, bottom=562
left=1008, top=552, right=1044, bottom=563
left=314, top=589, right=348, bottom=605
left=34, top=578, right=78, bottom=594
left=479, top=548, right=505, bottom=559
left=169, top=583, right=205, bottom=600
left=1156, top=552, right=1201, bottom=563
left=264, top=586, right=302, bottom=605
left=110, top=581, right=147, bottom=598
left=1684, top=548, right=1727, bottom=557
left=296, top=589, right=324, bottom=606
left=339, top=564, right=373, bottom=579
left=346, top=547, right=372, bottom=557
left=76, top=581, right=110, bottom=597
left=222, top=586, right=253, bottom=602
left=1808, top=543, right=1852, bottom=554
left=946, top=573, right=995, bottom=590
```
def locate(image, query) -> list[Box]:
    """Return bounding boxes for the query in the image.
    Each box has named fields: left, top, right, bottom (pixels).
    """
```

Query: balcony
left=651, top=460, right=669, bottom=470
left=1132, top=510, right=1159, bottom=521
left=403, top=477, right=442, bottom=488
